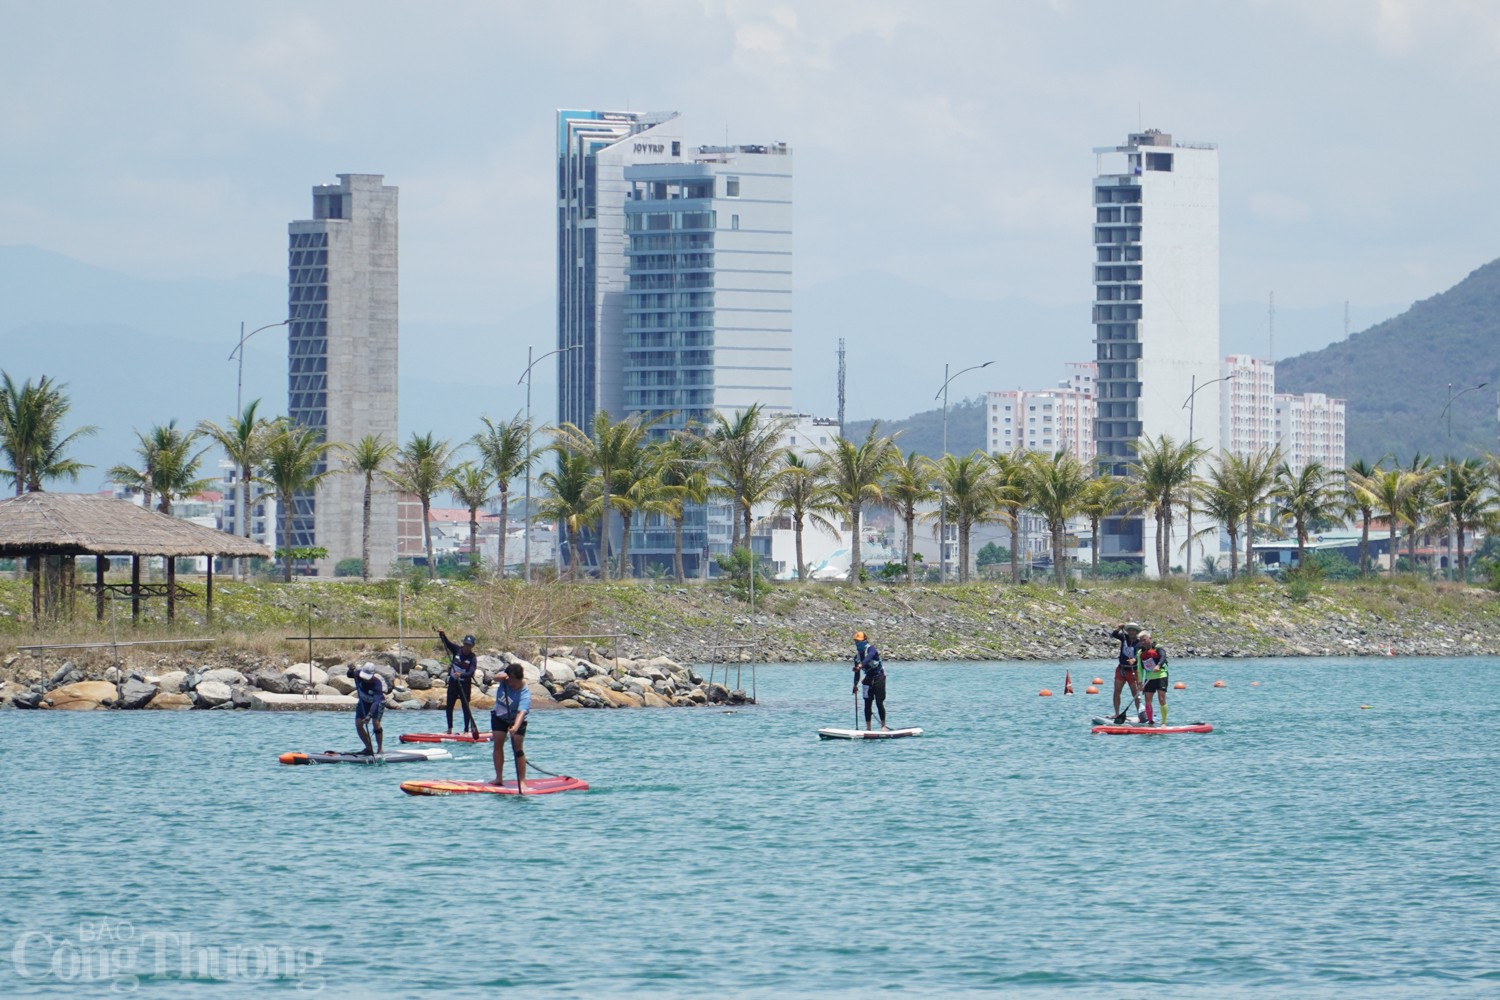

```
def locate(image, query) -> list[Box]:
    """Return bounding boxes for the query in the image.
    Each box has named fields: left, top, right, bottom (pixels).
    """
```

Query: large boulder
left=327, top=675, right=356, bottom=695
left=146, top=692, right=194, bottom=710
left=200, top=668, right=247, bottom=687
left=540, top=659, right=576, bottom=686
left=407, top=669, right=432, bottom=690
left=251, top=668, right=290, bottom=694
left=284, top=664, right=328, bottom=687
left=48, top=661, right=84, bottom=689
left=152, top=670, right=188, bottom=694
left=42, top=681, right=118, bottom=710
left=192, top=680, right=233, bottom=708
left=118, top=678, right=158, bottom=710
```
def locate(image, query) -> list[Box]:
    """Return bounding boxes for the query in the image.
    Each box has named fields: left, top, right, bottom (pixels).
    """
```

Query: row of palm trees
left=5, top=369, right=1499, bottom=586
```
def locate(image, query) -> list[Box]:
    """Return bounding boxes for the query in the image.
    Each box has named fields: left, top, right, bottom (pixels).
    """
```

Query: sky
left=4, top=1, right=1500, bottom=440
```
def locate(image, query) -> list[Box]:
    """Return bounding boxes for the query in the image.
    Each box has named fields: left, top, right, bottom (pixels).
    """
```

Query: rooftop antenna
left=837, top=338, right=847, bottom=438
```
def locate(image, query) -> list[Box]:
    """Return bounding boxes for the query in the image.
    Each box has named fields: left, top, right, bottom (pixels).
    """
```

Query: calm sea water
left=3, top=656, right=1499, bottom=998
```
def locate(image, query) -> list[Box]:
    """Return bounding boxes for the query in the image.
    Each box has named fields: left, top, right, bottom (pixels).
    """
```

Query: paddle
left=1114, top=681, right=1142, bottom=725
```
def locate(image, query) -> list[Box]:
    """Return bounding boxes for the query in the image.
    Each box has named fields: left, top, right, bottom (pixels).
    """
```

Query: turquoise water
left=3, top=656, right=1499, bottom=998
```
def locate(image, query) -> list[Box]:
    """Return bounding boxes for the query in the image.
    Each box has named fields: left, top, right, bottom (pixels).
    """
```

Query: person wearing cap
left=852, top=630, right=889, bottom=731
left=437, top=628, right=481, bottom=739
left=1107, top=621, right=1143, bottom=723
left=491, top=663, right=531, bottom=792
left=1137, top=631, right=1170, bottom=726
left=353, top=662, right=393, bottom=756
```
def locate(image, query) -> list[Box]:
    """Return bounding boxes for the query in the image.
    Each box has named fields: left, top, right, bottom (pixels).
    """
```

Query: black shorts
left=491, top=715, right=528, bottom=738
left=1143, top=676, right=1169, bottom=694
left=356, top=700, right=384, bottom=723
left=861, top=675, right=886, bottom=700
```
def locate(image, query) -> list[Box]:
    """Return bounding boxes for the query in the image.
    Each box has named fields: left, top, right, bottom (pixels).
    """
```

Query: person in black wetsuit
left=353, top=663, right=392, bottom=756
left=1107, top=621, right=1143, bottom=722
left=437, top=628, right=481, bottom=739
left=852, top=630, right=889, bottom=731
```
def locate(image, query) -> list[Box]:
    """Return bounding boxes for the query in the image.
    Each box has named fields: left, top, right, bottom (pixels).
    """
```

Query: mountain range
left=0, top=242, right=1438, bottom=489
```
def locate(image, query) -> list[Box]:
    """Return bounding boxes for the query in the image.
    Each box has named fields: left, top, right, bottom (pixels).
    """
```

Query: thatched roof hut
left=0, top=491, right=272, bottom=623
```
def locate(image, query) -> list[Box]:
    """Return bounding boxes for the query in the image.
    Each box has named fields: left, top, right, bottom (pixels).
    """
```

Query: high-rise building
left=1274, top=392, right=1346, bottom=476
left=1091, top=130, right=1220, bottom=574
left=287, top=173, right=400, bottom=577
left=986, top=388, right=1096, bottom=463
left=1221, top=355, right=1277, bottom=458
left=557, top=110, right=686, bottom=432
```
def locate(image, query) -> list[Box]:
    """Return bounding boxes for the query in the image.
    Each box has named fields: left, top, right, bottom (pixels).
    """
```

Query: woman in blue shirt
left=492, top=663, right=531, bottom=792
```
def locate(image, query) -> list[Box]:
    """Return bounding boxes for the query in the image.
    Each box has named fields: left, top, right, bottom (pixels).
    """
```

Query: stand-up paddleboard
left=818, top=727, right=923, bottom=740
left=399, top=732, right=492, bottom=744
left=279, top=746, right=453, bottom=765
left=399, top=776, right=589, bottom=796
left=1091, top=722, right=1213, bottom=735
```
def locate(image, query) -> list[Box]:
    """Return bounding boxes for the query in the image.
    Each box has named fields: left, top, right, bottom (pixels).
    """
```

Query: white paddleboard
left=818, top=727, right=923, bottom=740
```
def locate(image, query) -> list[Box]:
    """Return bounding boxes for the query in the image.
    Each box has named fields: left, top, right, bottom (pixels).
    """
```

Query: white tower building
left=1221, top=355, right=1277, bottom=459
left=1091, top=130, right=1220, bottom=576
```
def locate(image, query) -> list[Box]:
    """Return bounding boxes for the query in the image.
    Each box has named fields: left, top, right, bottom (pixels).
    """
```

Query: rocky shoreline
left=0, top=647, right=751, bottom=712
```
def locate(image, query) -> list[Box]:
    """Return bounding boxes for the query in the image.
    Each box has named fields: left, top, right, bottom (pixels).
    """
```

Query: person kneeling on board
left=437, top=627, right=482, bottom=739
left=1107, top=621, right=1143, bottom=724
left=1137, top=632, right=1170, bottom=726
left=491, top=663, right=531, bottom=793
left=852, top=631, right=889, bottom=732
left=354, top=663, right=394, bottom=756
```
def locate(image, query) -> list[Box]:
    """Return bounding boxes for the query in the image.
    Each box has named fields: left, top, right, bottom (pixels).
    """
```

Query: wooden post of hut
left=95, top=555, right=107, bottom=622
left=131, top=556, right=141, bottom=624
left=166, top=556, right=176, bottom=623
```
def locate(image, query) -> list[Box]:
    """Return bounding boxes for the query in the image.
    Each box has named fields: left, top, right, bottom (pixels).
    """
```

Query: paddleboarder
left=491, top=663, right=531, bottom=793
left=852, top=631, right=889, bottom=732
left=354, top=663, right=394, bottom=756
left=437, top=628, right=481, bottom=739
left=1137, top=631, right=1169, bottom=726
left=1107, top=621, right=1143, bottom=723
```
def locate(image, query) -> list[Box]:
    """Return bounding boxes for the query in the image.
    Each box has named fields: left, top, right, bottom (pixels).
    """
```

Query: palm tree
left=1129, top=434, right=1206, bottom=578
left=536, top=450, right=599, bottom=580
left=988, top=451, right=1027, bottom=583
left=649, top=434, right=711, bottom=581
left=1227, top=447, right=1282, bottom=576
left=384, top=432, right=454, bottom=579
left=1022, top=450, right=1090, bottom=589
left=257, top=420, right=335, bottom=582
left=551, top=411, right=660, bottom=581
left=0, top=372, right=96, bottom=494
left=337, top=433, right=396, bottom=582
left=817, top=425, right=897, bottom=583
left=884, top=451, right=939, bottom=584
left=770, top=452, right=840, bottom=582
left=707, top=404, right=792, bottom=552
left=1342, top=458, right=1380, bottom=576
left=200, top=400, right=275, bottom=580
left=111, top=421, right=213, bottom=515
left=931, top=451, right=1002, bottom=584
left=1358, top=466, right=1416, bottom=577
left=1194, top=455, right=1249, bottom=579
left=1445, top=458, right=1496, bottom=581
left=1272, top=461, right=1343, bottom=568
left=1400, top=455, right=1439, bottom=576
left=472, top=414, right=530, bottom=578
left=1077, top=474, right=1130, bottom=579
left=448, top=462, right=497, bottom=576
left=611, top=447, right=674, bottom=579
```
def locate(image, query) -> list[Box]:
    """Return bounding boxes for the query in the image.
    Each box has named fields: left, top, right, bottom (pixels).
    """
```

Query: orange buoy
left=1039, top=689, right=1053, bottom=697
left=1173, top=681, right=1186, bottom=690
left=1085, top=686, right=1099, bottom=695
left=1092, top=677, right=1103, bottom=685
left=1251, top=681, right=1261, bottom=687
left=1064, top=671, right=1074, bottom=695
left=1213, top=680, right=1226, bottom=688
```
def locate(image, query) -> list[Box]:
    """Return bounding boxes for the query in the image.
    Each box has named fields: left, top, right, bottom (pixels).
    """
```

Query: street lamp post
left=227, top=318, right=289, bottom=557
left=1181, top=373, right=1233, bottom=581
left=933, top=360, right=994, bottom=583
left=518, top=344, right=582, bottom=583
left=1439, top=380, right=1488, bottom=580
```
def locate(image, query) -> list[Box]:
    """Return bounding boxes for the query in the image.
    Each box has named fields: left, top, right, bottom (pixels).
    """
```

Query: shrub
left=334, top=558, right=365, bottom=578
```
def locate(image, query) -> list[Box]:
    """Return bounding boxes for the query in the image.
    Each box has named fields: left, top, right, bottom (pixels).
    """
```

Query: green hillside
left=845, top=396, right=986, bottom=460
left=1277, top=259, right=1500, bottom=463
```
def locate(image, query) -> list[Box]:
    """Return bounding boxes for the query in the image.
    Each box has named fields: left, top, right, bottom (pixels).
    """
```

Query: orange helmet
left=853, top=631, right=866, bottom=641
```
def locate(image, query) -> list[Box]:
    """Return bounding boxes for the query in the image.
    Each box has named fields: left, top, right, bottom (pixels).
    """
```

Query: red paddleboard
left=1092, top=723, right=1213, bottom=735
left=399, top=732, right=493, bottom=744
left=400, top=776, right=589, bottom=797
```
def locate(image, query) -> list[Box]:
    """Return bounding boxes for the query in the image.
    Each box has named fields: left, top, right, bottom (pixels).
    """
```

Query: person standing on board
left=1137, top=631, right=1169, bottom=726
left=491, top=663, right=531, bottom=793
left=437, top=628, right=481, bottom=739
left=852, top=631, right=889, bottom=731
left=354, top=662, right=393, bottom=756
left=1107, top=621, right=1143, bottom=723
